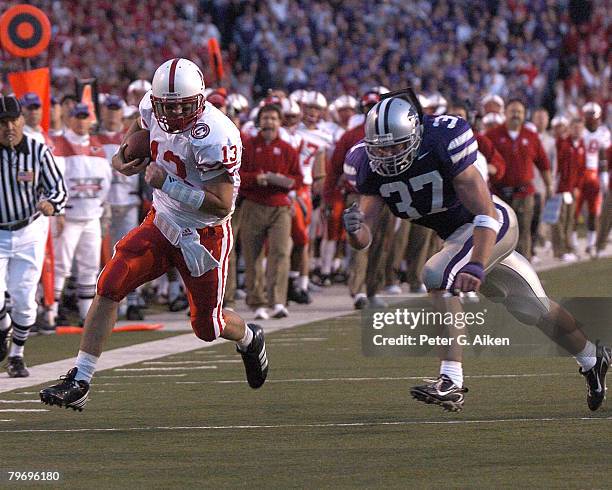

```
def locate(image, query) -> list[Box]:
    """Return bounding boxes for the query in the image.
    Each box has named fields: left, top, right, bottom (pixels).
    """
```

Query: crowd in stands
left=0, top=0, right=609, bottom=326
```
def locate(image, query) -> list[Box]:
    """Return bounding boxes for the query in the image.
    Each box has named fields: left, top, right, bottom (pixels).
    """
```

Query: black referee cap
left=0, top=95, right=21, bottom=120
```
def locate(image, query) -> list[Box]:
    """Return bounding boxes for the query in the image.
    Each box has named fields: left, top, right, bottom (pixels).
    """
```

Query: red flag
left=207, top=38, right=224, bottom=86
left=7, top=67, right=51, bottom=132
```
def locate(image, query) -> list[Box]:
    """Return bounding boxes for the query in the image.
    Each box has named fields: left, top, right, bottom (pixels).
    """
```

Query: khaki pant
left=511, top=194, right=535, bottom=260
left=224, top=202, right=243, bottom=306
left=405, top=223, right=435, bottom=287
left=240, top=200, right=292, bottom=308
left=551, top=201, right=576, bottom=257
left=597, top=191, right=611, bottom=252
left=346, top=194, right=394, bottom=297
left=384, top=219, right=410, bottom=286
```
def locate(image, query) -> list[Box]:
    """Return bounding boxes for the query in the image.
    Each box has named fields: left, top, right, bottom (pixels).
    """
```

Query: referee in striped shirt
left=0, top=95, right=66, bottom=378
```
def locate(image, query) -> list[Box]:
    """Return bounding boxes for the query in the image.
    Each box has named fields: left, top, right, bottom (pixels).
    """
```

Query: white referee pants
left=53, top=218, right=101, bottom=319
left=0, top=216, right=49, bottom=325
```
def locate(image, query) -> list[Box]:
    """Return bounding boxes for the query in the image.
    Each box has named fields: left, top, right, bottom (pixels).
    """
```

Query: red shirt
left=475, top=134, right=506, bottom=184
left=486, top=124, right=550, bottom=196
left=323, top=124, right=365, bottom=202
left=240, top=133, right=302, bottom=207
left=556, top=136, right=586, bottom=193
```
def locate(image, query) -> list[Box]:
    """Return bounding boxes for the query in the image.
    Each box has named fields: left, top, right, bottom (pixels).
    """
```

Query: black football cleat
left=39, top=367, right=90, bottom=411
left=579, top=342, right=611, bottom=411
left=237, top=324, right=268, bottom=389
left=0, top=327, right=9, bottom=362
left=7, top=356, right=29, bottom=378
left=410, top=374, right=468, bottom=412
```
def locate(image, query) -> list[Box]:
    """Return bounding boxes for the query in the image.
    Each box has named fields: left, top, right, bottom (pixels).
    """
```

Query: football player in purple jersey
left=343, top=89, right=610, bottom=412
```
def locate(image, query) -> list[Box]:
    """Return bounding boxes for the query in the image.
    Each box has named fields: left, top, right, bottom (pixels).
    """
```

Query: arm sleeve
left=192, top=139, right=242, bottom=183
left=445, top=118, right=479, bottom=177
left=138, top=90, right=153, bottom=130
left=39, top=147, right=68, bottom=214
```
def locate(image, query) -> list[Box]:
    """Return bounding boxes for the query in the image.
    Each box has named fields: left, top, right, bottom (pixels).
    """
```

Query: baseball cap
left=0, top=95, right=22, bottom=120
left=21, top=92, right=41, bottom=108
left=104, top=95, right=124, bottom=110
left=70, top=103, right=90, bottom=118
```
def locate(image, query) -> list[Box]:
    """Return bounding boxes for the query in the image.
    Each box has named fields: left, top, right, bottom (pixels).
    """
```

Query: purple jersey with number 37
left=345, top=115, right=478, bottom=239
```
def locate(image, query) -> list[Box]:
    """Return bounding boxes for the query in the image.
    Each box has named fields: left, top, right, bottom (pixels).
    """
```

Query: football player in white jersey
left=41, top=59, right=268, bottom=411
left=574, top=102, right=610, bottom=256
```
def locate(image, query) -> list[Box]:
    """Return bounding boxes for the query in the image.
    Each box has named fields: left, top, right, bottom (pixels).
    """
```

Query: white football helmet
left=281, top=98, right=301, bottom=116
left=302, top=91, right=327, bottom=109
left=151, top=58, right=205, bottom=133
left=227, top=93, right=249, bottom=113
left=332, top=95, right=358, bottom=111
left=582, top=101, right=602, bottom=119
left=428, top=93, right=448, bottom=116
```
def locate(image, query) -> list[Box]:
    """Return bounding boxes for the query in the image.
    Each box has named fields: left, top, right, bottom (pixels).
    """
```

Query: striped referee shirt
left=0, top=134, right=66, bottom=224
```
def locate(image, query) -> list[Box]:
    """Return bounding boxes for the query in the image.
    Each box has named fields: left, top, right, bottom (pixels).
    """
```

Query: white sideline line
left=0, top=416, right=610, bottom=433
left=0, top=400, right=41, bottom=404
left=95, top=374, right=188, bottom=379
left=0, top=409, right=48, bottom=413
left=143, top=360, right=241, bottom=365
left=0, top=419, right=14, bottom=422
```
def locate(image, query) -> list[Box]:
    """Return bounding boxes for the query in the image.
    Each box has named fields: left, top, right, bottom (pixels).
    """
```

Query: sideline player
left=343, top=89, right=610, bottom=412
left=40, top=58, right=268, bottom=410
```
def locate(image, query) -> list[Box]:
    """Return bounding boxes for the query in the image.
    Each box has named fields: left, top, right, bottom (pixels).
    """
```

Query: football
left=124, top=129, right=151, bottom=161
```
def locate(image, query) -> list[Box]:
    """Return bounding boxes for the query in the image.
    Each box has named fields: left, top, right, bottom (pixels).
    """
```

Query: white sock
left=587, top=231, right=596, bottom=247
left=236, top=324, right=254, bottom=352
left=575, top=340, right=597, bottom=371
left=440, top=360, right=463, bottom=388
left=298, top=275, right=309, bottom=291
left=9, top=342, right=24, bottom=358
left=320, top=240, right=336, bottom=275
left=74, top=350, right=99, bottom=383
left=571, top=231, right=578, bottom=249
left=78, top=297, right=94, bottom=321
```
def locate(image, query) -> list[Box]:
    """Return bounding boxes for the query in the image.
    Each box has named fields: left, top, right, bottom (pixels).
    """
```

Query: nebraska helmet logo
left=191, top=123, right=210, bottom=139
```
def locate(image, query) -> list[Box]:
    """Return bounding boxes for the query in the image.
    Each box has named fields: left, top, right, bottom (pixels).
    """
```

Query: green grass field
left=1, top=259, right=611, bottom=488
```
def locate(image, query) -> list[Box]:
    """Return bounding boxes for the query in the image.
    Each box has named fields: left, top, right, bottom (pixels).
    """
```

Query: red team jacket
left=240, top=133, right=302, bottom=207
left=556, top=136, right=586, bottom=193
left=324, top=124, right=365, bottom=202
left=486, top=124, right=550, bottom=197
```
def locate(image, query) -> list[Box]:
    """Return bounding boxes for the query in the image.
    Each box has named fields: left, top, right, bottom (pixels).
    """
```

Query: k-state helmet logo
left=191, top=123, right=210, bottom=139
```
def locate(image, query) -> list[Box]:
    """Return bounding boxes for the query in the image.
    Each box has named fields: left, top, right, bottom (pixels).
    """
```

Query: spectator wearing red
left=552, top=118, right=586, bottom=260
left=239, top=103, right=301, bottom=320
left=486, top=99, right=553, bottom=260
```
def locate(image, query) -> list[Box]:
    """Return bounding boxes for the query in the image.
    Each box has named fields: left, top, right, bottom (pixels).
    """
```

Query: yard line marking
left=114, top=366, right=218, bottom=372
left=0, top=416, right=610, bottom=433
left=143, top=360, right=240, bottom=365
left=173, top=373, right=568, bottom=385
left=95, top=374, right=188, bottom=379
left=0, top=409, right=48, bottom=413
left=0, top=400, right=41, bottom=404
left=0, top=419, right=14, bottom=422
